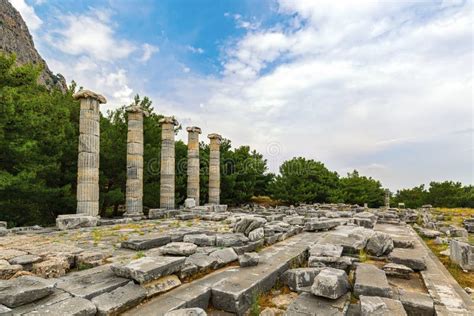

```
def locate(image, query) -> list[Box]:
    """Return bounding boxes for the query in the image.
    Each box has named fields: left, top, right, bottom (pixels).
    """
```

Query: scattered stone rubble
left=1, top=203, right=473, bottom=315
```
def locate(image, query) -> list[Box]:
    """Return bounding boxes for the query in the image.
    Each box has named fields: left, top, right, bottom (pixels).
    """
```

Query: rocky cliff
left=0, top=0, right=67, bottom=92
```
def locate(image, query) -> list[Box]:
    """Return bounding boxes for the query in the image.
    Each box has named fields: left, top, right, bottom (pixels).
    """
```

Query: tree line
left=0, top=54, right=471, bottom=227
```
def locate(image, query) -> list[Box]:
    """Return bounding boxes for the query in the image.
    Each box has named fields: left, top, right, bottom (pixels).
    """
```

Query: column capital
left=186, top=126, right=202, bottom=134
left=73, top=89, right=107, bottom=104
left=126, top=104, right=150, bottom=117
left=159, top=116, right=179, bottom=126
left=208, top=133, right=222, bottom=141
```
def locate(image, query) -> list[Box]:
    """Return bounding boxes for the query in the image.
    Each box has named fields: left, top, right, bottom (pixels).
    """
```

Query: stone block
left=56, top=214, right=98, bottom=230
left=304, top=219, right=340, bottom=232
left=215, top=233, right=247, bottom=247
left=309, top=244, right=343, bottom=258
left=382, top=263, right=413, bottom=279
left=286, top=292, right=348, bottom=316
left=389, top=248, right=426, bottom=271
left=209, top=248, right=238, bottom=267
left=238, top=252, right=259, bottom=267
left=56, top=266, right=129, bottom=300
left=354, top=264, right=392, bottom=298
left=248, top=227, right=264, bottom=242
left=450, top=239, right=474, bottom=271
left=92, top=281, right=146, bottom=315
left=185, top=254, right=218, bottom=271
left=359, top=296, right=407, bottom=316
left=399, top=290, right=434, bottom=316
left=144, top=275, right=181, bottom=297
left=366, top=232, right=394, bottom=257
left=121, top=235, right=171, bottom=250
left=0, top=222, right=6, bottom=229
left=183, top=234, right=216, bottom=247
left=160, top=242, right=198, bottom=256
left=310, top=267, right=350, bottom=299
left=23, top=297, right=97, bottom=316
left=233, top=239, right=264, bottom=255
left=111, top=256, right=186, bottom=284
left=184, top=198, right=196, bottom=209
left=0, top=276, right=55, bottom=308
left=281, top=268, right=322, bottom=292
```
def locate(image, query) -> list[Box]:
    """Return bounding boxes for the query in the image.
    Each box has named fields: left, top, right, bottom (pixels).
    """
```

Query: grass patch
left=134, top=251, right=146, bottom=259
left=359, top=249, right=368, bottom=263
left=423, top=237, right=474, bottom=288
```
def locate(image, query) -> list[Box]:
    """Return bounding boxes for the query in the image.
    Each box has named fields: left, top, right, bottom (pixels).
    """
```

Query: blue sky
left=10, top=0, right=473, bottom=190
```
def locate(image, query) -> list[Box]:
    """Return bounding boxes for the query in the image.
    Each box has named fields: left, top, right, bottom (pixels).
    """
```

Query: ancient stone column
left=187, top=127, right=202, bottom=206
left=159, top=117, right=179, bottom=209
left=75, top=90, right=106, bottom=216
left=124, top=105, right=148, bottom=218
left=208, top=133, right=222, bottom=205
left=384, top=189, right=390, bottom=209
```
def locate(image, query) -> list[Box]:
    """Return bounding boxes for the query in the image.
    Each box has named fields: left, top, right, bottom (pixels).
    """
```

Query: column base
left=123, top=213, right=146, bottom=221
left=56, top=214, right=99, bottom=230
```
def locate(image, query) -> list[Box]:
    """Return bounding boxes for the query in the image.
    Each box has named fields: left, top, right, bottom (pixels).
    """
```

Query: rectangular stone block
left=111, top=257, right=185, bottom=284
left=77, top=183, right=99, bottom=202
left=92, top=281, right=146, bottom=315
left=77, top=201, right=99, bottom=216
left=79, top=119, right=100, bottom=136
left=56, top=266, right=129, bottom=299
left=78, top=134, right=99, bottom=153
left=78, top=152, right=99, bottom=169
left=127, top=155, right=143, bottom=169
left=121, top=235, right=171, bottom=250
left=127, top=143, right=143, bottom=155
left=80, top=109, right=99, bottom=121
left=77, top=168, right=99, bottom=183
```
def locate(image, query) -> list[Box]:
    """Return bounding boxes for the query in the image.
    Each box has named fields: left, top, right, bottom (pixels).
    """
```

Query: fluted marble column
left=187, top=127, right=201, bottom=206
left=208, top=133, right=222, bottom=205
left=124, top=105, right=148, bottom=218
left=384, top=189, right=390, bottom=209
left=74, top=90, right=106, bottom=216
left=160, top=117, right=179, bottom=209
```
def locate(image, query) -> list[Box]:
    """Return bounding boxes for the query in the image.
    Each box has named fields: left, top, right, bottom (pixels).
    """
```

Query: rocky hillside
left=0, top=0, right=66, bottom=92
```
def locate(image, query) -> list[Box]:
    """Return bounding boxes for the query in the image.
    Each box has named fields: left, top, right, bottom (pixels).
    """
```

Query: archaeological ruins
left=1, top=91, right=473, bottom=315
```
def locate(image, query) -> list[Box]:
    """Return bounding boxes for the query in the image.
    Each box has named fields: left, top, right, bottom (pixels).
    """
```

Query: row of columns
left=73, top=90, right=222, bottom=219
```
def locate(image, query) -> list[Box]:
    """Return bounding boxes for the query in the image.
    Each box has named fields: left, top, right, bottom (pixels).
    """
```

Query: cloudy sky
left=10, top=0, right=473, bottom=190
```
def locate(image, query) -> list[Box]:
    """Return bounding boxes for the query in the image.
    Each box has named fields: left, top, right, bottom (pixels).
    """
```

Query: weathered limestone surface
left=286, top=292, right=348, bottom=316
left=160, top=117, right=179, bottom=209
left=310, top=267, right=350, bottom=299
left=359, top=295, right=407, bottom=316
left=124, top=105, right=148, bottom=219
left=354, top=263, right=392, bottom=298
left=74, top=90, right=106, bottom=217
left=207, top=133, right=222, bottom=205
left=111, top=256, right=186, bottom=284
left=23, top=297, right=97, bottom=316
left=91, top=281, right=147, bottom=316
left=450, top=239, right=474, bottom=271
left=281, top=268, right=322, bottom=292
left=0, top=276, right=54, bottom=308
left=187, top=127, right=201, bottom=206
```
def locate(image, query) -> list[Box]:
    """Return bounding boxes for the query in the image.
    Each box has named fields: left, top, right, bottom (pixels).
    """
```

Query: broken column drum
left=208, top=133, right=222, bottom=205
left=187, top=126, right=202, bottom=206
left=159, top=117, right=179, bottom=209
left=124, top=105, right=149, bottom=218
left=75, top=90, right=107, bottom=216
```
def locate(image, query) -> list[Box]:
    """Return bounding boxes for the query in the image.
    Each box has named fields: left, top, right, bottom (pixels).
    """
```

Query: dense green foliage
left=392, top=182, right=474, bottom=208
left=268, top=157, right=339, bottom=204
left=0, top=54, right=272, bottom=226
left=268, top=159, right=385, bottom=207
left=0, top=54, right=471, bottom=227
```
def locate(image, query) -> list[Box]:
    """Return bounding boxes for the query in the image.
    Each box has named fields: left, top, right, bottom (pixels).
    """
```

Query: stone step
left=56, top=265, right=130, bottom=299
left=124, top=232, right=322, bottom=316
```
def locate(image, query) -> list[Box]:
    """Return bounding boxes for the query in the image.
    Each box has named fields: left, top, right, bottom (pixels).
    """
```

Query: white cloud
left=186, top=45, right=204, bottom=54
left=10, top=0, right=43, bottom=31
left=155, top=0, right=473, bottom=189
left=47, top=9, right=135, bottom=61
left=140, top=43, right=159, bottom=62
